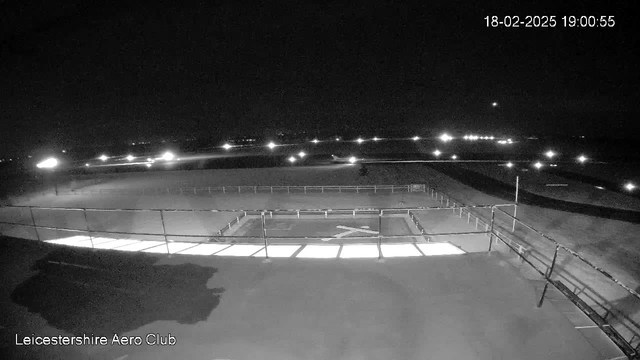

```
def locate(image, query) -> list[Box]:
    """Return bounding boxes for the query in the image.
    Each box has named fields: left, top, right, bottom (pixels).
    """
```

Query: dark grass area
left=428, top=164, right=640, bottom=224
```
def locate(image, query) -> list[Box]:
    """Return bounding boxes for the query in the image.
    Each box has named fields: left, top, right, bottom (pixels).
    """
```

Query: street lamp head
left=451, top=155, right=457, bottom=160
left=492, top=102, right=498, bottom=107
left=126, top=154, right=135, bottom=161
left=36, top=157, right=58, bottom=169
left=161, top=151, right=175, bottom=161
left=505, top=162, right=514, bottom=168
left=356, top=138, right=364, bottom=144
left=311, top=139, right=319, bottom=144
left=348, top=156, right=357, bottom=164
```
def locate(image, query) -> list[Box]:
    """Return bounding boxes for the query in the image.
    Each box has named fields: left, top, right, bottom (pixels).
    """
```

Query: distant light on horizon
left=126, top=154, right=135, bottom=161
left=311, top=139, right=319, bottom=144
left=267, top=141, right=277, bottom=149
left=36, top=157, right=58, bottom=169
left=298, top=151, right=306, bottom=158
left=439, top=133, right=453, bottom=142
left=451, top=154, right=457, bottom=160
left=348, top=156, right=357, bottom=164
left=534, top=161, right=544, bottom=169
left=577, top=155, right=588, bottom=163
left=412, top=136, right=420, bottom=141
left=85, top=163, right=90, bottom=167
left=492, top=102, right=498, bottom=107
left=288, top=156, right=296, bottom=163
left=545, top=150, right=556, bottom=159
left=506, top=162, right=514, bottom=168
left=433, top=150, right=441, bottom=157
left=625, top=183, right=636, bottom=192
left=99, top=154, right=108, bottom=162
left=161, top=151, right=175, bottom=161
left=373, top=136, right=380, bottom=141
left=146, top=163, right=152, bottom=168
left=222, top=143, right=232, bottom=150
left=356, top=137, right=364, bottom=144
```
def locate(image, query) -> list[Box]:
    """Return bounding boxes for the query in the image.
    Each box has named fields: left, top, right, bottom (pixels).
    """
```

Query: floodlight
left=545, top=150, right=556, bottom=159
left=348, top=156, right=357, bottom=164
left=433, top=150, right=441, bottom=157
left=298, top=151, right=306, bottom=158
left=577, top=155, right=587, bottom=163
left=36, top=158, right=58, bottom=169
left=534, top=161, right=543, bottom=169
left=99, top=154, right=108, bottom=162
left=161, top=151, right=175, bottom=161
left=505, top=162, right=514, bottom=168
left=288, top=156, right=296, bottom=163
left=624, top=183, right=636, bottom=192
left=126, top=154, right=135, bottom=161
left=267, top=142, right=277, bottom=149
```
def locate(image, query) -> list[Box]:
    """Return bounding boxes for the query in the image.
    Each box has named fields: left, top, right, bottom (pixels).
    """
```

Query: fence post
left=304, top=186, right=307, bottom=193
left=271, top=187, right=273, bottom=194
left=325, top=211, right=327, bottom=219
left=475, top=217, right=479, bottom=230
left=81, top=208, right=95, bottom=249
left=512, top=204, right=518, bottom=233
left=488, top=207, right=496, bottom=252
left=254, top=186, right=257, bottom=194
left=261, top=212, right=270, bottom=263
left=29, top=207, right=41, bottom=242
left=537, top=244, right=560, bottom=308
left=297, top=210, right=300, bottom=219
left=377, top=209, right=384, bottom=262
left=287, top=186, right=290, bottom=193
left=467, top=211, right=471, bottom=223
left=208, top=187, right=211, bottom=195
left=353, top=210, right=355, bottom=218
left=374, top=185, right=377, bottom=193
left=238, top=186, right=241, bottom=193
left=159, top=210, right=171, bottom=255
left=223, top=186, right=226, bottom=194
left=357, top=186, right=359, bottom=193
left=391, top=185, right=395, bottom=193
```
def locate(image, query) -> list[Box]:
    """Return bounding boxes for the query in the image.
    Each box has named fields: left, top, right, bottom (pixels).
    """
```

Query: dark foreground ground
left=0, top=236, right=609, bottom=360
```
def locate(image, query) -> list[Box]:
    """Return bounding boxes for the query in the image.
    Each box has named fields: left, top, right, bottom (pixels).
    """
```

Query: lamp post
left=36, top=157, right=59, bottom=196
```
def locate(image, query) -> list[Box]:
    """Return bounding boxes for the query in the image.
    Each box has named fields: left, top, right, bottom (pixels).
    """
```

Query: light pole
left=36, top=157, right=59, bottom=196
left=513, top=175, right=519, bottom=232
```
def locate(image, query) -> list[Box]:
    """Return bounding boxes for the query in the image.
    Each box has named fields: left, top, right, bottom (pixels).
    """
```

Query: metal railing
left=56, top=184, right=427, bottom=196
left=2, top=194, right=640, bottom=358
left=425, top=186, right=640, bottom=359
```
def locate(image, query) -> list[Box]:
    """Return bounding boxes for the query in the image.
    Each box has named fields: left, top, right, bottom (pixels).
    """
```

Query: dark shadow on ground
left=428, top=164, right=640, bottom=224
left=11, top=247, right=224, bottom=336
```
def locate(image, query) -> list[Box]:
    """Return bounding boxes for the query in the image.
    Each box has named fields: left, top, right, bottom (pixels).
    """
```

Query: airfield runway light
left=492, top=102, right=498, bottom=107
left=433, top=150, right=441, bottom=157
left=545, top=150, right=556, bottom=159
left=99, top=154, right=108, bottom=162
left=146, top=157, right=155, bottom=163
left=85, top=163, right=90, bottom=167
left=490, top=136, right=494, bottom=140
left=36, top=157, right=58, bottom=169
left=146, top=163, right=152, bottom=168
left=533, top=161, right=544, bottom=170
left=222, top=143, right=232, bottom=150
left=577, top=155, right=588, bottom=163
left=451, top=155, right=457, bottom=160
left=311, top=139, right=319, bottom=144
left=412, top=136, right=420, bottom=141
left=507, top=138, right=513, bottom=143
left=356, top=137, right=364, bottom=144
left=288, top=156, right=297, bottom=163
left=624, top=183, right=636, bottom=192
left=335, top=137, right=340, bottom=141
left=348, top=156, right=357, bottom=164
left=298, top=151, right=306, bottom=158
left=62, top=150, right=67, bottom=153
left=267, top=142, right=277, bottom=149
left=373, top=136, right=380, bottom=141
left=505, top=162, right=514, bottom=168
left=161, top=151, right=175, bottom=161
left=126, top=154, right=135, bottom=161
left=439, top=133, right=453, bottom=142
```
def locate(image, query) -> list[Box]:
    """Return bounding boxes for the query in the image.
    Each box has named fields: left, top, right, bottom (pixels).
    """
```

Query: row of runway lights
left=36, top=136, right=636, bottom=191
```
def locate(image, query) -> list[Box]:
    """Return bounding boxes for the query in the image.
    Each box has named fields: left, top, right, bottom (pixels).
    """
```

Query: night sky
left=1, top=1, right=638, bottom=155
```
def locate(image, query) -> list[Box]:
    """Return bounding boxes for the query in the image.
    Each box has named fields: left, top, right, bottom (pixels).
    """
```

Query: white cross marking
left=321, top=225, right=379, bottom=241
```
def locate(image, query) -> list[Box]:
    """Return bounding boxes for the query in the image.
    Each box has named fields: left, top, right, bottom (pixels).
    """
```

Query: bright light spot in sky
left=505, top=162, right=514, bottom=168
left=577, top=155, right=587, bottom=163
left=545, top=150, right=556, bottom=158
left=451, top=155, right=457, bottom=159
left=36, top=158, right=58, bottom=169
left=356, top=137, right=364, bottom=144
left=412, top=136, right=420, bottom=141
left=492, top=102, right=498, bottom=107
left=311, top=139, right=319, bottom=143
